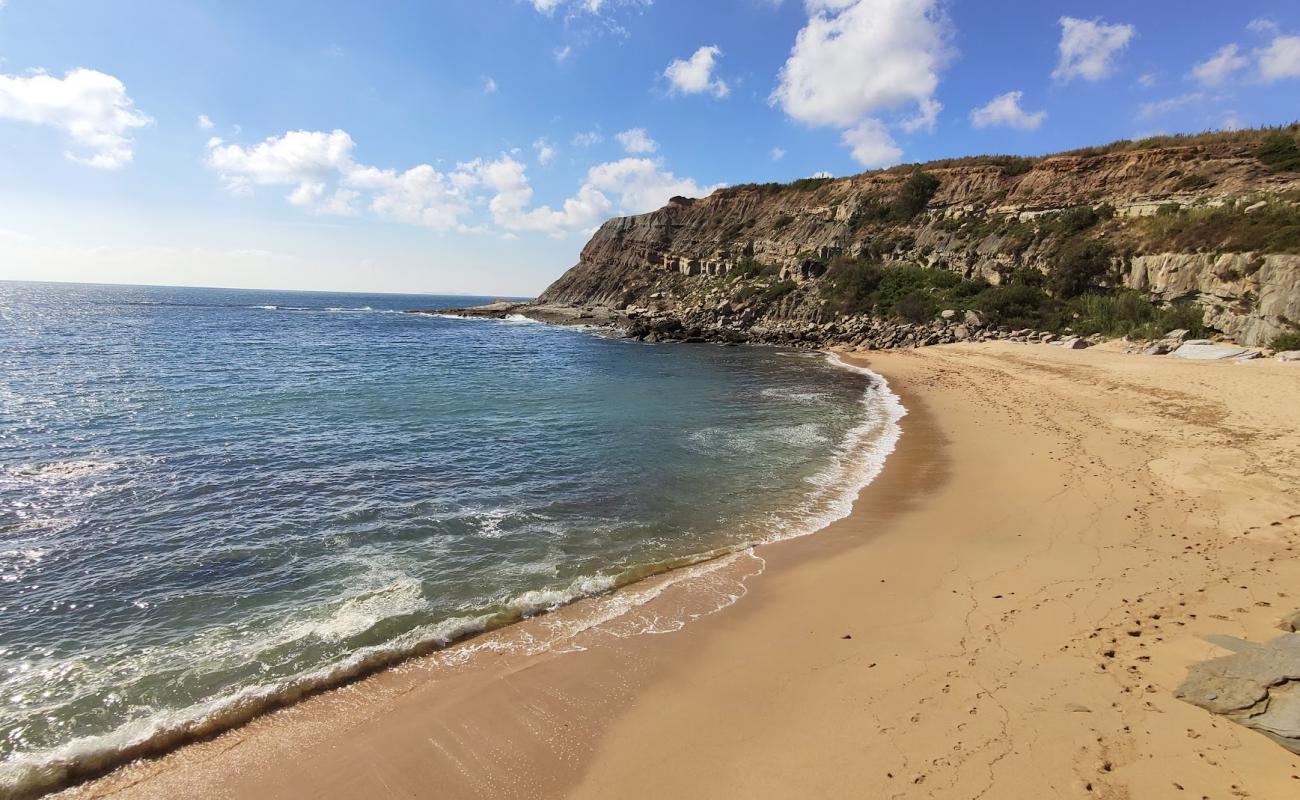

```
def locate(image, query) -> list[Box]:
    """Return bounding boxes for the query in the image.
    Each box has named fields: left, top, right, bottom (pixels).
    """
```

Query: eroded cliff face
left=538, top=136, right=1300, bottom=346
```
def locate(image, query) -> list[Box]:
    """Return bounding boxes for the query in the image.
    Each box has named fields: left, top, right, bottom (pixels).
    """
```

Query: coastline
left=56, top=341, right=1300, bottom=799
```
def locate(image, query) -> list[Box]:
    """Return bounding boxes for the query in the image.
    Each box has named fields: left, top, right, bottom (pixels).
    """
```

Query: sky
left=1, top=1, right=1298, bottom=296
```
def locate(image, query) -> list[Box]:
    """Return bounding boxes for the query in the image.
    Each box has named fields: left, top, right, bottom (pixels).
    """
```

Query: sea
left=0, top=280, right=904, bottom=795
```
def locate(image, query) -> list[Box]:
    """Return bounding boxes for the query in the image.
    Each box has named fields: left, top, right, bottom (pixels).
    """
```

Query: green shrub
left=893, top=170, right=941, bottom=220
left=1000, top=157, right=1034, bottom=177
left=822, top=257, right=883, bottom=315
left=733, top=257, right=781, bottom=279
left=1049, top=240, right=1114, bottom=299
left=762, top=280, right=798, bottom=301
left=1257, top=132, right=1300, bottom=172
left=1177, top=173, right=1212, bottom=190
left=1121, top=200, right=1300, bottom=253
left=790, top=176, right=834, bottom=191
left=1064, top=291, right=1205, bottom=339
left=968, top=283, right=1060, bottom=329
left=1272, top=332, right=1300, bottom=351
left=893, top=291, right=937, bottom=323
left=1040, top=205, right=1103, bottom=237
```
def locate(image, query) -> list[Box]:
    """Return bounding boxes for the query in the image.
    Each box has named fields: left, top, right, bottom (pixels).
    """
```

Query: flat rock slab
left=1176, top=632, right=1300, bottom=754
left=1171, top=343, right=1251, bottom=360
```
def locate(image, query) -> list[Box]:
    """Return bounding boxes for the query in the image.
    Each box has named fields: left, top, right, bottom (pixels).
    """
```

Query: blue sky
left=1, top=0, right=1298, bottom=296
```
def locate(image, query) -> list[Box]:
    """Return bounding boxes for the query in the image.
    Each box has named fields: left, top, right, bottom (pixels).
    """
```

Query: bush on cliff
left=1067, top=291, right=1204, bottom=339
left=894, top=170, right=941, bottom=220
left=1257, top=132, right=1300, bottom=172
left=1049, top=240, right=1115, bottom=299
left=1272, top=332, right=1300, bottom=351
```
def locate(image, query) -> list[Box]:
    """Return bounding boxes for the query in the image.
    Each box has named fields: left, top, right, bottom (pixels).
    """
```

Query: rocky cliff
left=534, top=128, right=1300, bottom=348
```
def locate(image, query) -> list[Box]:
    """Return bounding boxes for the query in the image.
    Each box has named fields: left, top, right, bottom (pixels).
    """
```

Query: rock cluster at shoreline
left=418, top=302, right=1105, bottom=352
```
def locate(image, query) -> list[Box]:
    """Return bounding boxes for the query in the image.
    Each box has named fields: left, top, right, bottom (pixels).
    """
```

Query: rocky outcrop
left=1128, top=253, right=1300, bottom=345
left=533, top=132, right=1300, bottom=348
left=1177, top=632, right=1300, bottom=755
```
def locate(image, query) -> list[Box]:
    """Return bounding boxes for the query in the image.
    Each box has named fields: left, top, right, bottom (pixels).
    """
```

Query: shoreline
left=51, top=341, right=1300, bottom=799
left=15, top=346, right=901, bottom=800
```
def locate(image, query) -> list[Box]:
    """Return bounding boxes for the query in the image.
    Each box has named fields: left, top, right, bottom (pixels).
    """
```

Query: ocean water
left=0, top=281, right=903, bottom=794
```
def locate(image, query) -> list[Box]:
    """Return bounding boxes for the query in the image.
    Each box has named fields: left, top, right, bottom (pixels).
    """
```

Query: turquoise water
left=0, top=281, right=902, bottom=794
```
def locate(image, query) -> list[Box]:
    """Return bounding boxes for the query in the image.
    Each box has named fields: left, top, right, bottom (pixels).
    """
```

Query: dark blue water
left=0, top=281, right=902, bottom=793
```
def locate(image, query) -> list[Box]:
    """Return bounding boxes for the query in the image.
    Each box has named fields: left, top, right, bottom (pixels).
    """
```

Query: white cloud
left=1248, top=18, right=1280, bottom=35
left=663, top=45, right=729, bottom=98
left=584, top=157, right=723, bottom=214
left=1257, top=34, right=1300, bottom=82
left=205, top=126, right=717, bottom=237
left=969, top=91, right=1046, bottom=131
left=615, top=127, right=658, bottom=154
left=571, top=129, right=603, bottom=147
left=207, top=129, right=356, bottom=198
left=531, top=0, right=563, bottom=13
left=1137, top=73, right=1157, bottom=88
left=899, top=97, right=942, bottom=134
left=0, top=67, right=152, bottom=168
left=458, top=154, right=612, bottom=235
left=771, top=147, right=786, bottom=161
left=482, top=76, right=498, bottom=94
left=840, top=120, right=901, bottom=168
left=771, top=0, right=951, bottom=166
left=1052, top=16, right=1135, bottom=83
left=197, top=114, right=214, bottom=130
left=1137, top=92, right=1203, bottom=120
left=1192, top=44, right=1248, bottom=86
left=533, top=137, right=556, bottom=165
left=1221, top=110, right=1245, bottom=131
left=347, top=164, right=471, bottom=229
left=554, top=45, right=572, bottom=63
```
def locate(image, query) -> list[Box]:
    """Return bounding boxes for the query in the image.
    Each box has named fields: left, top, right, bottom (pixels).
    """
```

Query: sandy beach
left=61, top=341, right=1300, bottom=800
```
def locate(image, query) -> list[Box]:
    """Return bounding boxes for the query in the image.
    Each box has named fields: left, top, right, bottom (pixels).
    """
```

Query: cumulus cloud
left=0, top=67, right=152, bottom=168
left=1052, top=17, right=1135, bottom=83
left=206, top=127, right=717, bottom=237
left=615, top=127, right=658, bottom=154
left=197, top=114, right=214, bottom=130
left=771, top=147, right=786, bottom=161
left=207, top=129, right=356, bottom=197
left=1192, top=44, right=1248, bottom=86
left=571, top=129, right=603, bottom=147
left=554, top=45, right=572, bottom=63
left=771, top=0, right=952, bottom=166
left=664, top=45, right=729, bottom=98
left=969, top=91, right=1046, bottom=131
left=840, top=120, right=902, bottom=168
left=1257, top=34, right=1300, bottom=82
left=482, top=76, right=498, bottom=94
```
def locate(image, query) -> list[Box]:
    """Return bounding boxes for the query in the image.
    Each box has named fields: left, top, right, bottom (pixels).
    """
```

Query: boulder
left=1060, top=336, right=1090, bottom=350
left=1170, top=342, right=1251, bottom=360
left=1141, top=342, right=1172, bottom=356
left=940, top=309, right=958, bottom=320
left=964, top=309, right=988, bottom=328
left=953, top=325, right=971, bottom=341
left=1277, top=351, right=1300, bottom=362
left=1164, top=328, right=1190, bottom=342
left=1176, top=633, right=1300, bottom=755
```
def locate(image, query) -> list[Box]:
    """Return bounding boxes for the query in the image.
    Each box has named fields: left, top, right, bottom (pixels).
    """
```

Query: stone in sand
left=1176, top=632, right=1300, bottom=754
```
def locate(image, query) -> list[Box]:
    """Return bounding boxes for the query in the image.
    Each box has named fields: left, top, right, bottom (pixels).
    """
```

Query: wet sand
left=62, top=342, right=1300, bottom=799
